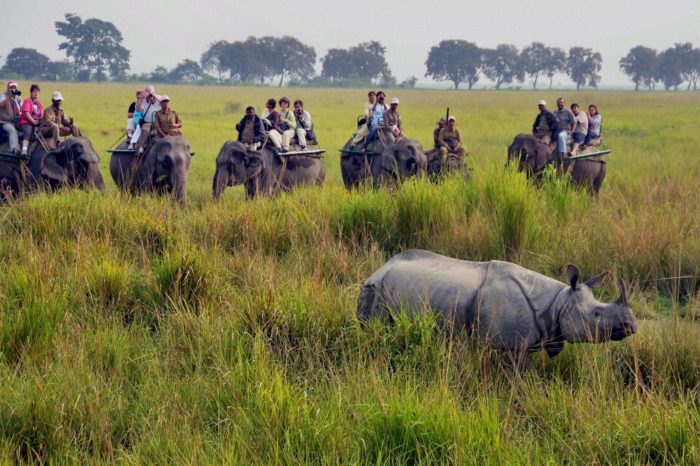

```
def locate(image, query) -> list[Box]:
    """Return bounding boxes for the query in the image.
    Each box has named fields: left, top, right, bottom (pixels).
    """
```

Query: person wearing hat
left=0, top=81, right=23, bottom=154
left=136, top=85, right=162, bottom=154
left=277, top=96, right=297, bottom=152
left=39, top=91, right=82, bottom=150
left=384, top=97, right=402, bottom=139
left=433, top=118, right=446, bottom=149
left=437, top=116, right=467, bottom=161
left=153, top=96, right=182, bottom=140
left=19, top=84, right=44, bottom=156
left=532, top=99, right=559, bottom=145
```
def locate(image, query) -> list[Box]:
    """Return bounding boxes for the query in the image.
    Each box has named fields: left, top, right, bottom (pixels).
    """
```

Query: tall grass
left=0, top=86, right=698, bottom=463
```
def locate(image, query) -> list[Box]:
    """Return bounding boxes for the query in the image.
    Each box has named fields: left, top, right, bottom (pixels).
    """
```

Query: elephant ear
left=244, top=151, right=263, bottom=173
left=40, top=150, right=68, bottom=183
left=380, top=147, right=400, bottom=175
left=137, top=142, right=170, bottom=185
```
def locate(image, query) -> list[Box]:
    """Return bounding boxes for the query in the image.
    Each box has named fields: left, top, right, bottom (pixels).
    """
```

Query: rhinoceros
left=357, top=249, right=637, bottom=357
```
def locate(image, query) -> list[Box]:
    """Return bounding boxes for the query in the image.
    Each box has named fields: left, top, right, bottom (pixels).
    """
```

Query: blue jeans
left=557, top=131, right=568, bottom=154
left=364, top=125, right=379, bottom=149
left=584, top=131, right=599, bottom=146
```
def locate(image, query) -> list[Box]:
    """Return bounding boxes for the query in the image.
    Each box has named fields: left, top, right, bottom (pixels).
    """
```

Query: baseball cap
left=447, top=115, right=456, bottom=122
left=391, top=97, right=399, bottom=104
left=538, top=99, right=546, bottom=106
left=160, top=95, right=170, bottom=102
left=52, top=91, right=63, bottom=101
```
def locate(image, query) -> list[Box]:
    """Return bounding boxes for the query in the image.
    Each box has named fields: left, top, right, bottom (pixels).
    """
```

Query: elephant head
left=212, top=141, right=264, bottom=200
left=373, top=139, right=427, bottom=188
left=138, top=136, right=191, bottom=202
left=40, top=137, right=105, bottom=190
left=507, top=134, right=554, bottom=179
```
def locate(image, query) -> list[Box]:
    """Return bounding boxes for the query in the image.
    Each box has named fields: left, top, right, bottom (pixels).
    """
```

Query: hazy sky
left=2, top=0, right=699, bottom=87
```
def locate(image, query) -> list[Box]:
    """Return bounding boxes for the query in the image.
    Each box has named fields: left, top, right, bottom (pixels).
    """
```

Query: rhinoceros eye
left=593, top=310, right=601, bottom=319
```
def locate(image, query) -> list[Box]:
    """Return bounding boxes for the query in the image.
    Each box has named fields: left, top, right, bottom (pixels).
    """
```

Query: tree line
left=619, top=43, right=699, bottom=91
left=1, top=13, right=699, bottom=90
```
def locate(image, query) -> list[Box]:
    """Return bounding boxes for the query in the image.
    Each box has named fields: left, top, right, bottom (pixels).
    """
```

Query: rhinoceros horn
left=616, top=276, right=629, bottom=306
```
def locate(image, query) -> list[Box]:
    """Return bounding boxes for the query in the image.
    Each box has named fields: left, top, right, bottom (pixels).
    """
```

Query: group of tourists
left=235, top=97, right=316, bottom=152
left=0, top=81, right=81, bottom=156
left=533, top=97, right=602, bottom=158
left=350, top=90, right=403, bottom=150
left=125, top=85, right=182, bottom=153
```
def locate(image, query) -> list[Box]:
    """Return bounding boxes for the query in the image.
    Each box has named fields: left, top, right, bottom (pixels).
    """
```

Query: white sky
left=2, top=0, right=699, bottom=87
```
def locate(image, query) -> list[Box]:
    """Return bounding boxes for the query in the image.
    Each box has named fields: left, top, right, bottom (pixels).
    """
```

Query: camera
left=12, top=89, right=21, bottom=96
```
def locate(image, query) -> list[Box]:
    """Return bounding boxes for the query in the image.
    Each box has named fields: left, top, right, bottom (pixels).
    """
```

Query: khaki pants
left=137, top=123, right=152, bottom=149
left=1, top=122, right=19, bottom=150
left=268, top=130, right=282, bottom=149
left=439, top=145, right=467, bottom=161
left=281, top=130, right=294, bottom=150
left=39, top=124, right=82, bottom=149
left=351, top=124, right=369, bottom=145
left=296, top=128, right=308, bottom=148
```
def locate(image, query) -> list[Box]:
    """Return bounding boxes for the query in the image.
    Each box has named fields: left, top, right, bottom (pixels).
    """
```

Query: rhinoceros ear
left=584, top=270, right=609, bottom=288
left=563, top=264, right=581, bottom=289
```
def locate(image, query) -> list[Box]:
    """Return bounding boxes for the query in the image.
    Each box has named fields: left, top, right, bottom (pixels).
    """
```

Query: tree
left=321, top=48, right=354, bottom=80
left=261, top=36, right=316, bottom=87
left=619, top=46, right=658, bottom=90
left=149, top=66, right=170, bottom=83
left=43, top=61, right=75, bottom=81
left=55, top=13, right=130, bottom=80
left=321, top=41, right=392, bottom=84
left=567, top=47, right=602, bottom=90
left=3, top=47, right=50, bottom=78
left=483, top=44, right=523, bottom=89
left=521, top=42, right=550, bottom=89
left=543, top=47, right=566, bottom=89
left=169, top=59, right=203, bottom=83
left=657, top=45, right=684, bottom=90
left=425, top=40, right=485, bottom=90
left=398, top=76, right=418, bottom=88
left=668, top=42, right=699, bottom=90
left=200, top=40, right=230, bottom=81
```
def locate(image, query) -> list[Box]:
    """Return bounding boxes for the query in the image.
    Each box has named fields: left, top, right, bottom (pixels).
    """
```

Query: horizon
left=0, top=0, right=698, bottom=87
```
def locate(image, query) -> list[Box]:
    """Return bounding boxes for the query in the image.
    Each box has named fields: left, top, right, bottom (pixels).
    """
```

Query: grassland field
left=0, top=82, right=698, bottom=463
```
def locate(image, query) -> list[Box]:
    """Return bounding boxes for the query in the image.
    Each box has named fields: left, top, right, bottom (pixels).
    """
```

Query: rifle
left=445, top=107, right=450, bottom=122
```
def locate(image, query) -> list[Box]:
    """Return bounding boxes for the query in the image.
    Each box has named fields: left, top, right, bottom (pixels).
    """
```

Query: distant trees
left=425, top=40, right=485, bottom=89
left=425, top=41, right=603, bottom=90
left=483, top=44, right=524, bottom=89
left=55, top=13, right=130, bottom=81
left=3, top=48, right=50, bottom=78
left=619, top=42, right=699, bottom=90
left=321, top=41, right=393, bottom=84
left=619, top=46, right=658, bottom=90
left=567, top=47, right=602, bottom=90
left=521, top=42, right=550, bottom=90
left=199, top=36, right=316, bottom=86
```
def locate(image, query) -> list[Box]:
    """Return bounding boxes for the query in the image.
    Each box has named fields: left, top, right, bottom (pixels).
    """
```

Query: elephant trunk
left=171, top=167, right=188, bottom=202
left=213, top=164, right=229, bottom=201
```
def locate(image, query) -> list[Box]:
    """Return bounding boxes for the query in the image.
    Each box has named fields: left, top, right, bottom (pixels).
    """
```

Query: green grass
left=0, top=83, right=698, bottom=463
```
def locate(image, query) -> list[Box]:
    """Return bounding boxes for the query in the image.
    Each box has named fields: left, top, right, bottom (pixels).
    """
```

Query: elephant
left=0, top=136, right=104, bottom=200
left=370, top=138, right=428, bottom=189
left=110, top=135, right=191, bottom=202
left=212, top=141, right=325, bottom=199
left=425, top=147, right=467, bottom=181
left=340, top=136, right=427, bottom=189
left=340, top=134, right=392, bottom=189
left=507, top=134, right=606, bottom=194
